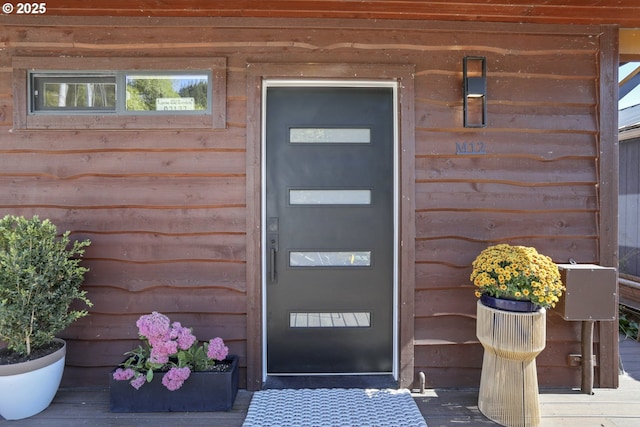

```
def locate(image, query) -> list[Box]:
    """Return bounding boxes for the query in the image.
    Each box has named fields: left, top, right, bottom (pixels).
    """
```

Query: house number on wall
left=456, top=142, right=487, bottom=155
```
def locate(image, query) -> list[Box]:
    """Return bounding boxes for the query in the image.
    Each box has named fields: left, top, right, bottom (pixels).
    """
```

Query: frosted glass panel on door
left=289, top=312, right=371, bottom=328
left=290, top=251, right=371, bottom=267
left=290, top=128, right=370, bottom=143
left=290, top=189, right=371, bottom=205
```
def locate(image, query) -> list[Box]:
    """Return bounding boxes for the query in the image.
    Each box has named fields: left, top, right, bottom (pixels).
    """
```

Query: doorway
left=262, top=81, right=398, bottom=387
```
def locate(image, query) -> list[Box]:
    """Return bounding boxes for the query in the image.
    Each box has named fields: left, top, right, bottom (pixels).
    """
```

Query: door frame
left=246, top=63, right=416, bottom=390
left=262, top=80, right=399, bottom=381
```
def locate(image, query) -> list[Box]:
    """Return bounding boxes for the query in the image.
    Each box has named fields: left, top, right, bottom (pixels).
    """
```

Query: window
left=289, top=251, right=372, bottom=267
left=31, top=72, right=211, bottom=114
left=289, top=128, right=371, bottom=143
left=32, top=74, right=116, bottom=112
left=289, top=312, right=371, bottom=328
left=13, top=57, right=226, bottom=129
left=289, top=189, right=372, bottom=205
left=125, top=74, right=209, bottom=112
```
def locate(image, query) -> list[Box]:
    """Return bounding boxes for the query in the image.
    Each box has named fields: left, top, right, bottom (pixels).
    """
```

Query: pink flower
left=117, top=312, right=231, bottom=392
left=130, top=375, right=146, bottom=390
left=169, top=322, right=180, bottom=339
left=149, top=351, right=169, bottom=365
left=113, top=368, right=135, bottom=381
left=149, top=340, right=178, bottom=364
left=175, top=325, right=196, bottom=350
left=162, top=366, right=191, bottom=391
left=137, top=312, right=171, bottom=345
left=207, top=337, right=229, bottom=361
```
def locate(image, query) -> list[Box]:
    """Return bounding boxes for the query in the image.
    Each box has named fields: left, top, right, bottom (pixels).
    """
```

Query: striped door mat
left=242, top=388, right=427, bottom=427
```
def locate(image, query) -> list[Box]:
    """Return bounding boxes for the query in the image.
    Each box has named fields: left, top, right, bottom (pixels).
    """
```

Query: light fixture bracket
left=463, top=56, right=487, bottom=128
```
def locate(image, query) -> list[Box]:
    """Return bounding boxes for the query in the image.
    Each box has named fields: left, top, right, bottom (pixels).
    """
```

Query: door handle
left=268, top=234, right=278, bottom=283
left=270, top=247, right=277, bottom=282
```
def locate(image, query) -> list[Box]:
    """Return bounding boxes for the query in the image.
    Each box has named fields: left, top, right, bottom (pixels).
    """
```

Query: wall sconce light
left=463, top=56, right=487, bottom=128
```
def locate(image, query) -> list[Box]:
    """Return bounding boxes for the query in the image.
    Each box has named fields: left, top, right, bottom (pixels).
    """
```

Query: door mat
left=242, top=388, right=428, bottom=427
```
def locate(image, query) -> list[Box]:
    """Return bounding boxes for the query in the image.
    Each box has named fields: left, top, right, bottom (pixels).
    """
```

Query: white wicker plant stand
left=476, top=300, right=546, bottom=427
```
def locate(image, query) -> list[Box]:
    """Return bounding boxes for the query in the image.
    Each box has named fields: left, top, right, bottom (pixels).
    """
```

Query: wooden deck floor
left=4, top=337, right=639, bottom=426
left=415, top=336, right=640, bottom=427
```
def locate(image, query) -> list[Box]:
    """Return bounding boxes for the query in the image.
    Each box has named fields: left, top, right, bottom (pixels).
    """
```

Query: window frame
left=13, top=57, right=226, bottom=130
left=31, top=73, right=118, bottom=113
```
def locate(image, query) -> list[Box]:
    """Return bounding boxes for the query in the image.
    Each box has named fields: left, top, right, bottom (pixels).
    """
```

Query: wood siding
left=620, top=137, right=640, bottom=277
left=0, top=17, right=618, bottom=389
left=23, top=0, right=640, bottom=28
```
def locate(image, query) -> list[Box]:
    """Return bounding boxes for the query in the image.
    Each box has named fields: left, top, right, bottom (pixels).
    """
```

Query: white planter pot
left=0, top=338, right=66, bottom=420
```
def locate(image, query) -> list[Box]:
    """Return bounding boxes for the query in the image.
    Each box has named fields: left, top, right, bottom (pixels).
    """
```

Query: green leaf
left=0, top=215, right=91, bottom=356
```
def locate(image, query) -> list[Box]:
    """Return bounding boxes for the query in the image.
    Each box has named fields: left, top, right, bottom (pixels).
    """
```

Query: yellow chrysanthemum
left=469, top=244, right=565, bottom=309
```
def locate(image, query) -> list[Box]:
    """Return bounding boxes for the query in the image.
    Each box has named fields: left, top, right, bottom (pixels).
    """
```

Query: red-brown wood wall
left=0, top=16, right=619, bottom=389
left=23, top=0, right=640, bottom=28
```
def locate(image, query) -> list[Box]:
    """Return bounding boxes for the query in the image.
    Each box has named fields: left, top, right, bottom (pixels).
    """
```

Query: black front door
left=265, top=85, right=395, bottom=377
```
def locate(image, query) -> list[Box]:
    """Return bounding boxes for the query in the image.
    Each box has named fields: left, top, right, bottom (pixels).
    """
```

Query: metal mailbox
left=556, top=264, right=617, bottom=321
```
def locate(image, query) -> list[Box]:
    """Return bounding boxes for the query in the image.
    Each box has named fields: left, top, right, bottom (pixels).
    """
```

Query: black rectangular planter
left=109, top=355, right=239, bottom=412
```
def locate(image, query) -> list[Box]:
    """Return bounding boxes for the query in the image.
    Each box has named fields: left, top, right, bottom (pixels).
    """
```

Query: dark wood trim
left=245, top=62, right=416, bottom=389
left=12, top=67, right=28, bottom=129
left=11, top=56, right=227, bottom=130
left=398, top=70, right=417, bottom=389
left=0, top=16, right=605, bottom=36
left=245, top=70, right=263, bottom=391
left=597, top=24, right=620, bottom=389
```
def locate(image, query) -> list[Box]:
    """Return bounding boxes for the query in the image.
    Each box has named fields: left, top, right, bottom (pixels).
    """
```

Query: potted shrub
left=0, top=215, right=91, bottom=420
left=110, top=311, right=239, bottom=412
left=470, top=243, right=564, bottom=311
